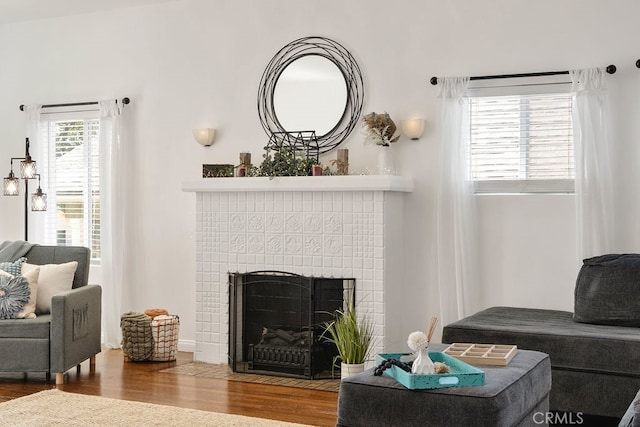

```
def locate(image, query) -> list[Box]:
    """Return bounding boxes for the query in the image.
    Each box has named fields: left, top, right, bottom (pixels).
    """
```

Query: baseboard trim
left=178, top=339, right=196, bottom=353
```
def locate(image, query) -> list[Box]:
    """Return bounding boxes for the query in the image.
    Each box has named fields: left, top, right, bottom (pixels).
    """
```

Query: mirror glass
left=273, top=55, right=347, bottom=136
left=258, top=36, right=364, bottom=154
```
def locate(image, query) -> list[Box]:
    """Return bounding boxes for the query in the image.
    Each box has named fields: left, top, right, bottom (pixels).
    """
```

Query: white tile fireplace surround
left=182, top=175, right=414, bottom=365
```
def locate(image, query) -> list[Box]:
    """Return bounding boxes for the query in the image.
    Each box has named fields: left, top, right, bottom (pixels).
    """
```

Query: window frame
left=38, top=106, right=102, bottom=264
left=466, top=76, right=575, bottom=194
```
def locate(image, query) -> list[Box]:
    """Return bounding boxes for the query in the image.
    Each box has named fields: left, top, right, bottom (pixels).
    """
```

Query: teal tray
left=377, top=352, right=485, bottom=390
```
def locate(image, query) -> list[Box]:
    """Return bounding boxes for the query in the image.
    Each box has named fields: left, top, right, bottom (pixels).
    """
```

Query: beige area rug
left=161, top=362, right=341, bottom=393
left=0, top=389, right=308, bottom=427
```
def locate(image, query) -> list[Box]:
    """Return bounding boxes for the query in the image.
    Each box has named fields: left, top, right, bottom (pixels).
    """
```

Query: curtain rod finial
left=19, top=105, right=24, bottom=111
left=606, top=65, right=616, bottom=74
left=430, top=77, right=438, bottom=85
left=636, top=60, right=640, bottom=69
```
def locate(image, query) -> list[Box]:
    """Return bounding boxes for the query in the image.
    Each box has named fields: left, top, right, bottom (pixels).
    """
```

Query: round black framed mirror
left=257, top=36, right=364, bottom=155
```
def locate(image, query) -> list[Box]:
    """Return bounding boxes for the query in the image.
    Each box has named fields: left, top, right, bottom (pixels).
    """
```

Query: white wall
left=1, top=0, right=640, bottom=348
left=477, top=195, right=577, bottom=311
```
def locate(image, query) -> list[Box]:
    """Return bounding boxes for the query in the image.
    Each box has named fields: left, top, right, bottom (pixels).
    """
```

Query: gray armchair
left=0, top=244, right=101, bottom=384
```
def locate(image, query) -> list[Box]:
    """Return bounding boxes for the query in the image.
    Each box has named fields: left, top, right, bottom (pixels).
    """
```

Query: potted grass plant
left=322, top=302, right=375, bottom=379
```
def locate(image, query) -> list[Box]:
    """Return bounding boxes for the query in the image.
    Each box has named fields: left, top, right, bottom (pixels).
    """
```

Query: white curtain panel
left=436, top=77, right=480, bottom=326
left=23, top=105, right=42, bottom=151
left=570, top=69, right=614, bottom=260
left=99, top=100, right=134, bottom=348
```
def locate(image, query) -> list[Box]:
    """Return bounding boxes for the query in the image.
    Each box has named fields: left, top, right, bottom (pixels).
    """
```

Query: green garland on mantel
left=243, top=132, right=319, bottom=177
left=255, top=145, right=316, bottom=177
left=241, top=149, right=342, bottom=177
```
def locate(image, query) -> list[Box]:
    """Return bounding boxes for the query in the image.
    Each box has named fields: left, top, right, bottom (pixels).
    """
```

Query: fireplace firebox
left=229, top=271, right=355, bottom=379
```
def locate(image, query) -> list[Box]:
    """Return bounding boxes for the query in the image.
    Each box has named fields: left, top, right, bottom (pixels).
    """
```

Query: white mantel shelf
left=182, top=175, right=414, bottom=193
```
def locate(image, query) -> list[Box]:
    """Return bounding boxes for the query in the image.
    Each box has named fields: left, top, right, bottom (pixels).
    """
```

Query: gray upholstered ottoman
left=337, top=344, right=551, bottom=427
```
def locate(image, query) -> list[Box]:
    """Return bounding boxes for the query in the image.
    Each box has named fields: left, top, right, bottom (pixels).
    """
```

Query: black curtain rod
left=18, top=97, right=130, bottom=111
left=430, top=65, right=616, bottom=85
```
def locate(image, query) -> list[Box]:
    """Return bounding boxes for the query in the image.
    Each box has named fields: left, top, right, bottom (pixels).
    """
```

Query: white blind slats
left=469, top=91, right=574, bottom=193
left=41, top=117, right=101, bottom=262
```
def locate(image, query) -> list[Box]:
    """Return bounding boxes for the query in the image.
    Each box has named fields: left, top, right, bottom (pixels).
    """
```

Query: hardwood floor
left=0, top=349, right=339, bottom=426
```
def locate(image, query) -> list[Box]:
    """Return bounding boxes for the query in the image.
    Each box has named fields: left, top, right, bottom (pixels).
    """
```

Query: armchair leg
left=90, top=355, right=96, bottom=372
left=55, top=373, right=64, bottom=385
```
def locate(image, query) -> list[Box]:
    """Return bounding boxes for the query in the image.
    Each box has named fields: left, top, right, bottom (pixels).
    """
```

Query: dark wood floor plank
left=0, top=349, right=338, bottom=426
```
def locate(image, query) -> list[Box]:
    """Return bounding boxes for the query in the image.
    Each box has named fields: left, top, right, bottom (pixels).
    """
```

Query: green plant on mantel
left=243, top=132, right=319, bottom=178
left=258, top=145, right=316, bottom=177
left=239, top=152, right=317, bottom=178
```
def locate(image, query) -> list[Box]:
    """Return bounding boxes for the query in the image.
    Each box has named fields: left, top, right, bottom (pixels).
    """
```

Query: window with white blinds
left=40, top=109, right=101, bottom=263
left=468, top=90, right=575, bottom=193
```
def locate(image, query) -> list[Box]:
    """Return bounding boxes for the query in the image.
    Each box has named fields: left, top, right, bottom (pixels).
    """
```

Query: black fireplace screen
left=229, top=271, right=355, bottom=379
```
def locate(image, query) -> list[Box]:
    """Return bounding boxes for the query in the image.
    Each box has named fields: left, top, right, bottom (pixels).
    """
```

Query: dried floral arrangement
left=362, top=112, right=400, bottom=146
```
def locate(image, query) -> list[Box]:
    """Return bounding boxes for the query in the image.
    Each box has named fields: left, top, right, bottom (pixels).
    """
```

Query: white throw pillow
left=0, top=267, right=40, bottom=319
left=22, top=261, right=78, bottom=314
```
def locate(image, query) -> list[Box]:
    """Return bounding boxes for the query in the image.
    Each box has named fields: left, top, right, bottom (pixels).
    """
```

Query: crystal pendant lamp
left=31, top=175, right=47, bottom=211
left=4, top=138, right=48, bottom=241
left=20, top=155, right=36, bottom=178
left=3, top=138, right=47, bottom=205
left=31, top=189, right=47, bottom=211
left=3, top=171, right=19, bottom=195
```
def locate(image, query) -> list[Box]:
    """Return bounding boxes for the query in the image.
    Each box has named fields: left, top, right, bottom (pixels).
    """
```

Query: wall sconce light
left=3, top=137, right=47, bottom=240
left=193, top=128, right=216, bottom=147
left=400, top=119, right=425, bottom=140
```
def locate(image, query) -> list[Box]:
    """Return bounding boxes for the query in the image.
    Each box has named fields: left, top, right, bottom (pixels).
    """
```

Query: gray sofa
left=0, top=242, right=102, bottom=384
left=443, top=254, right=640, bottom=419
